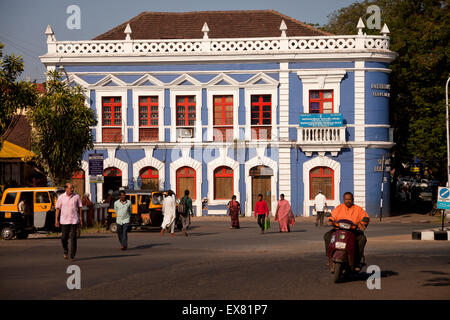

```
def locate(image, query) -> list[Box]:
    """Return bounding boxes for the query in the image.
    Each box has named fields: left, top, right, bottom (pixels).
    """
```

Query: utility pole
left=446, top=76, right=450, bottom=187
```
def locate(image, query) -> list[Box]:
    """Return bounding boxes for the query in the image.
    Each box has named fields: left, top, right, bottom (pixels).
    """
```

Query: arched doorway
left=139, top=166, right=159, bottom=191
left=176, top=166, right=196, bottom=200
left=249, top=165, right=273, bottom=212
left=71, top=170, right=85, bottom=196
left=103, top=167, right=122, bottom=198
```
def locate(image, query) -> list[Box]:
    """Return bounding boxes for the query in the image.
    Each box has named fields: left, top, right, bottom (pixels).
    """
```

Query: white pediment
left=206, top=73, right=239, bottom=86
left=170, top=74, right=202, bottom=86
left=132, top=74, right=164, bottom=87
left=94, top=74, right=127, bottom=87
left=244, top=72, right=279, bottom=86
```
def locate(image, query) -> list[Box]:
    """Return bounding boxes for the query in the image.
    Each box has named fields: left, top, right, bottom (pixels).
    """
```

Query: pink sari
left=275, top=199, right=295, bottom=232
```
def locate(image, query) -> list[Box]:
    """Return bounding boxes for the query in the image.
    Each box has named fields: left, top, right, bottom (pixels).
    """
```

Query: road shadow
left=188, top=232, right=219, bottom=237
left=339, top=270, right=399, bottom=283
left=420, top=271, right=450, bottom=287
left=76, top=254, right=141, bottom=261
left=128, top=243, right=170, bottom=251
left=422, top=277, right=450, bottom=287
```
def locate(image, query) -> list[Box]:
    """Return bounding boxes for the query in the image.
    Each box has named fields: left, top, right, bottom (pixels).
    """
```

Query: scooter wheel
left=334, top=263, right=342, bottom=283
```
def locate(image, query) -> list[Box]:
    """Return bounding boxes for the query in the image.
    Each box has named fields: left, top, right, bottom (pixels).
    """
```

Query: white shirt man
left=314, top=190, right=328, bottom=227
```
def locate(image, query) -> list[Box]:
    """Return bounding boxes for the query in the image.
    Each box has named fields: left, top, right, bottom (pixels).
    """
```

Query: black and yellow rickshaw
left=108, top=190, right=167, bottom=233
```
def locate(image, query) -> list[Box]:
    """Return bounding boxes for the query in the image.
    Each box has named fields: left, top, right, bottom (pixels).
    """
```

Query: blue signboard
left=437, top=187, right=450, bottom=209
left=299, top=113, right=343, bottom=127
left=88, top=154, right=104, bottom=176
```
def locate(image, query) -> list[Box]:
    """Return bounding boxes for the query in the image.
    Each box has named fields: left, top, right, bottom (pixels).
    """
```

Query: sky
left=0, top=0, right=363, bottom=82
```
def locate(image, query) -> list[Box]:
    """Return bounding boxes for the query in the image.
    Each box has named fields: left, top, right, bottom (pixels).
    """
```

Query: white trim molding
left=132, top=87, right=165, bottom=143
left=95, top=89, right=128, bottom=143
left=132, top=146, right=165, bottom=190
left=296, top=69, right=346, bottom=114
left=244, top=86, right=278, bottom=142
left=244, top=146, right=278, bottom=216
left=207, top=147, right=240, bottom=206
left=303, top=156, right=341, bottom=216
left=169, top=147, right=202, bottom=215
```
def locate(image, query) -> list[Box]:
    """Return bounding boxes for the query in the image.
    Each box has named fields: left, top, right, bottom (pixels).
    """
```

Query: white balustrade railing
left=49, top=35, right=390, bottom=56
left=298, top=127, right=346, bottom=144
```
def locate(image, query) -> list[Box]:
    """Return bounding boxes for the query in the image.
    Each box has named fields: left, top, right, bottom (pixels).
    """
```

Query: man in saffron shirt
left=254, top=194, right=269, bottom=234
left=324, top=192, right=370, bottom=270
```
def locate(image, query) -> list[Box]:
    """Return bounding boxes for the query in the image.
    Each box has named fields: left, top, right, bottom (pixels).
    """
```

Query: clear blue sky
left=0, top=0, right=362, bottom=82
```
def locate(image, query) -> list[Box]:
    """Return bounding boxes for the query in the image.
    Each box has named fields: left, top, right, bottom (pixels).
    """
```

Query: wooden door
left=252, top=176, right=271, bottom=212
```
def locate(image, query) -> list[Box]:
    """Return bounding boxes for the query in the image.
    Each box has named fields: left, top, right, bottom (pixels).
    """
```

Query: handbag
left=264, top=217, right=270, bottom=230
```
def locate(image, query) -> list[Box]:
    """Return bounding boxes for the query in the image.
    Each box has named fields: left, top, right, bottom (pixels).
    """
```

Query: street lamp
left=446, top=76, right=450, bottom=187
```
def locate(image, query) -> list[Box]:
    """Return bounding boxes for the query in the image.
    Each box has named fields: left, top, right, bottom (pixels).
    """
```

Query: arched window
left=176, top=166, right=196, bottom=199
left=214, top=166, right=233, bottom=200
left=71, top=170, right=85, bottom=196
left=139, top=166, right=159, bottom=191
left=310, top=167, right=334, bottom=200
left=104, top=167, right=122, bottom=177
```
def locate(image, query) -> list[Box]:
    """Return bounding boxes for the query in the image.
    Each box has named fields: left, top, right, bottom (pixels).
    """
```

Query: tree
left=0, top=42, right=38, bottom=149
left=322, top=0, right=450, bottom=180
left=27, top=70, right=97, bottom=186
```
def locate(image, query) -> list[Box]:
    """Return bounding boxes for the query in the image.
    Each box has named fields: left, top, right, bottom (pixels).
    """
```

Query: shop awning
left=0, top=140, right=35, bottom=161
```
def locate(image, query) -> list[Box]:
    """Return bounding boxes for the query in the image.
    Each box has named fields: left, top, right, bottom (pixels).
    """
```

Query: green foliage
left=27, top=70, right=97, bottom=186
left=0, top=42, right=38, bottom=149
left=323, top=0, right=449, bottom=179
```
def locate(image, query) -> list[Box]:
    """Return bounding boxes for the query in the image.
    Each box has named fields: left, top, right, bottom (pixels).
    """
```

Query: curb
left=412, top=228, right=450, bottom=240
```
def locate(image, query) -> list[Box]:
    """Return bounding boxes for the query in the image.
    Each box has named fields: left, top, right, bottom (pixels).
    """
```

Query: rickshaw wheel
left=109, top=223, right=117, bottom=233
left=1, top=227, right=14, bottom=240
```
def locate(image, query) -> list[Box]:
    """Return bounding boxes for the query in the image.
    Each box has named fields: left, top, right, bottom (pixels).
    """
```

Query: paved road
left=0, top=217, right=449, bottom=300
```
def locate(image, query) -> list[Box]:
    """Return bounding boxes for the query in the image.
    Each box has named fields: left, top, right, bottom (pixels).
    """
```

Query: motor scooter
left=327, top=217, right=369, bottom=283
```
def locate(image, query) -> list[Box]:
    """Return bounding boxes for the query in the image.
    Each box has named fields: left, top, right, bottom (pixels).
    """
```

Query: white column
left=278, top=62, right=292, bottom=204
left=353, top=147, right=366, bottom=209
left=353, top=61, right=366, bottom=209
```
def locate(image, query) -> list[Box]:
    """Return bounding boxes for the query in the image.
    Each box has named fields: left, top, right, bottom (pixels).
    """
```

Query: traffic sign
left=437, top=187, right=450, bottom=209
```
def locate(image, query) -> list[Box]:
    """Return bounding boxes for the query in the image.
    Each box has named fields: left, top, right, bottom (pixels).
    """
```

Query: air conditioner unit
left=177, top=128, right=194, bottom=138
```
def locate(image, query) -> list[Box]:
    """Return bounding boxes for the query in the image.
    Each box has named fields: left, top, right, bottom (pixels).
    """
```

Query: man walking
left=161, top=190, right=176, bottom=237
left=114, top=190, right=132, bottom=250
left=55, top=183, right=83, bottom=262
left=314, top=190, right=328, bottom=227
left=254, top=194, right=269, bottom=234
left=179, top=189, right=193, bottom=236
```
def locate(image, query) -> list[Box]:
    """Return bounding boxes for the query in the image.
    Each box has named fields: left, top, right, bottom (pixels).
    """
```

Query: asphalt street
left=0, top=217, right=449, bottom=300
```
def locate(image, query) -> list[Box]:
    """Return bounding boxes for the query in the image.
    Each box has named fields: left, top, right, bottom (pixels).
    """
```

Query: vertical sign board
left=88, top=154, right=104, bottom=183
left=437, top=187, right=450, bottom=209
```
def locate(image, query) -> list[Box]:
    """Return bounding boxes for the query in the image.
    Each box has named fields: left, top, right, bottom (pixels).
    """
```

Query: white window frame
left=96, top=89, right=128, bottom=143
left=170, top=89, right=202, bottom=143
left=245, top=87, right=278, bottom=142
left=207, top=88, right=239, bottom=142
left=132, top=88, right=165, bottom=143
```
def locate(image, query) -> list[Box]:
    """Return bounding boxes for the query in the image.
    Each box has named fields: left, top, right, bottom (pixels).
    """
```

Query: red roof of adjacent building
left=93, top=10, right=331, bottom=40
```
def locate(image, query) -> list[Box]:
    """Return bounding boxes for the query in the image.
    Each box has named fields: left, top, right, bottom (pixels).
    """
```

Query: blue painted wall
left=341, top=72, right=355, bottom=125
left=365, top=148, right=391, bottom=216
left=365, top=72, right=390, bottom=125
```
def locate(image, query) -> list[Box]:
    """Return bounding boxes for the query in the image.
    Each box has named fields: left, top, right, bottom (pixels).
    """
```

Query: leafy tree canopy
left=27, top=70, right=97, bottom=186
left=322, top=0, right=449, bottom=180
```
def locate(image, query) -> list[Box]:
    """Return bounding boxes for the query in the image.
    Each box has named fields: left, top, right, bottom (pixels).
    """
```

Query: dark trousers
left=257, top=214, right=266, bottom=231
left=324, top=229, right=367, bottom=265
left=61, top=224, right=78, bottom=259
left=117, top=223, right=129, bottom=248
left=316, top=211, right=324, bottom=226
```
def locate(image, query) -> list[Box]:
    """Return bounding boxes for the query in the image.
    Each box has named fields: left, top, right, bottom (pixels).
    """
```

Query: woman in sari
left=275, top=194, right=295, bottom=232
left=227, top=195, right=241, bottom=229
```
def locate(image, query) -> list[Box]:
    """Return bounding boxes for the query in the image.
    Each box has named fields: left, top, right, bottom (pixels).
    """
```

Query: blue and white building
left=40, top=10, right=396, bottom=217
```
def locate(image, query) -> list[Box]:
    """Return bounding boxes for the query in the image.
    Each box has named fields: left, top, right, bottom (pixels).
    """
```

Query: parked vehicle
left=327, top=217, right=369, bottom=283
left=108, top=190, right=168, bottom=233
left=418, top=187, right=433, bottom=202
left=0, top=187, right=81, bottom=240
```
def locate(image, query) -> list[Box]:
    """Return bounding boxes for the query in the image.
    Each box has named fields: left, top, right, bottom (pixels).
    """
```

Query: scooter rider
left=324, top=192, right=370, bottom=271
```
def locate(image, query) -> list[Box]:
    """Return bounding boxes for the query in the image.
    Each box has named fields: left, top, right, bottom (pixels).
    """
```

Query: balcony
left=297, top=127, right=346, bottom=157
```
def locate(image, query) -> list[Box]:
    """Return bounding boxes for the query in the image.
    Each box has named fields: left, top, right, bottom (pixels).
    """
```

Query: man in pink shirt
left=254, top=194, right=269, bottom=234
left=55, top=183, right=83, bottom=261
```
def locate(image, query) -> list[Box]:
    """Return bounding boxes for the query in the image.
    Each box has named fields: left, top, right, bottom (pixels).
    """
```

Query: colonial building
left=39, top=10, right=396, bottom=216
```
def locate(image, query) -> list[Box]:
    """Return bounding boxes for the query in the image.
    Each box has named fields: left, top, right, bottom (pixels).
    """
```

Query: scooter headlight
left=339, top=222, right=351, bottom=229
